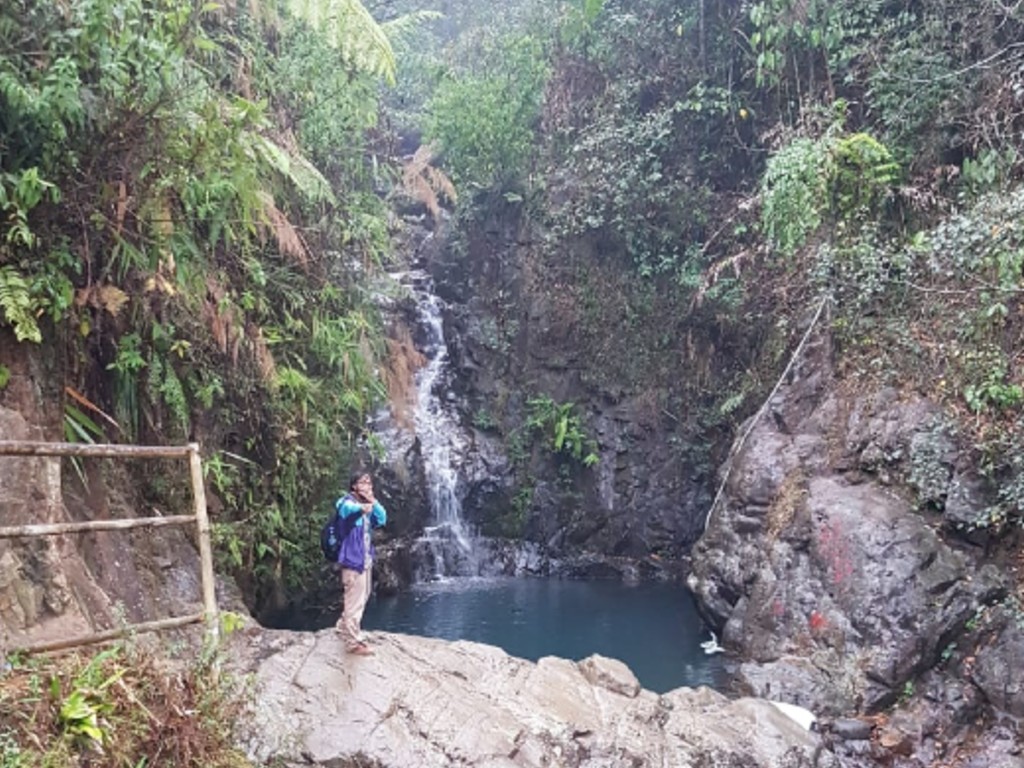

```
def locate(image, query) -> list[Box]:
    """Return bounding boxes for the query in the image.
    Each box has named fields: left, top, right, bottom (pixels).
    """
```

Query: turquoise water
left=362, top=577, right=729, bottom=694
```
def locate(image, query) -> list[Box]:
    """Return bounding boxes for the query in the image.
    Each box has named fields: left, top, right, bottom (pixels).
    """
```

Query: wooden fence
left=0, top=441, right=218, bottom=654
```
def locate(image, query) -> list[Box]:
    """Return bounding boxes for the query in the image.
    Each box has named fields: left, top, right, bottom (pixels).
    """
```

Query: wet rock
left=689, top=335, right=1010, bottom=745
left=829, top=718, right=873, bottom=741
left=970, top=606, right=1024, bottom=717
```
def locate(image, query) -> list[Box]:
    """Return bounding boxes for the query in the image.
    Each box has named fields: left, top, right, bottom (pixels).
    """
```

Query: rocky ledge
left=231, top=629, right=827, bottom=768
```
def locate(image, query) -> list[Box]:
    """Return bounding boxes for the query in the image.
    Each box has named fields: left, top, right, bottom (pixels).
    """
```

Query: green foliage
left=761, top=137, right=831, bottom=256
left=0, top=644, right=251, bottom=767
left=54, top=647, right=122, bottom=749
left=0, top=168, right=59, bottom=249
left=746, top=0, right=1024, bottom=173
left=554, top=100, right=712, bottom=278
left=484, top=484, right=534, bottom=539
left=831, top=133, right=897, bottom=217
left=0, top=0, right=398, bottom=603
left=259, top=20, right=380, bottom=186
left=58, top=685, right=114, bottom=748
left=0, top=365, right=9, bottom=390
left=964, top=364, right=1023, bottom=415
left=472, top=408, right=497, bottom=430
left=287, top=0, right=398, bottom=84
left=0, top=729, right=21, bottom=768
left=64, top=401, right=105, bottom=486
left=425, top=34, right=549, bottom=189
left=525, top=395, right=599, bottom=466
left=960, top=148, right=1019, bottom=202
left=580, top=0, right=605, bottom=24
left=748, top=0, right=880, bottom=95
left=899, top=679, right=915, bottom=704
left=507, top=485, right=534, bottom=537
left=0, top=266, right=40, bottom=343
left=762, top=125, right=897, bottom=256
left=219, top=610, right=247, bottom=636
left=826, top=185, right=1024, bottom=541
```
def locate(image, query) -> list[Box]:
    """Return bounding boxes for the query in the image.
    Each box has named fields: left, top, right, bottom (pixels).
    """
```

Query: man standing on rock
left=335, top=472, right=387, bottom=656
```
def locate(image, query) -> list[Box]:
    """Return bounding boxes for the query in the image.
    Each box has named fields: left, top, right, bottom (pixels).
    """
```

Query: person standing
left=335, top=472, right=387, bottom=655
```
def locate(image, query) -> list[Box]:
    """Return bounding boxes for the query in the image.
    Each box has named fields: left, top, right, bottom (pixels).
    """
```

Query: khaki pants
left=337, top=565, right=372, bottom=650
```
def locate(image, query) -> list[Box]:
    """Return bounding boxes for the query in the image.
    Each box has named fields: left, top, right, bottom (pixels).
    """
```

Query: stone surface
left=232, top=628, right=830, bottom=768
left=0, top=334, right=244, bottom=652
left=687, top=335, right=1018, bottom=765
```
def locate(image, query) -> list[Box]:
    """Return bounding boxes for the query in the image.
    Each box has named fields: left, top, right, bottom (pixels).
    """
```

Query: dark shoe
left=348, top=643, right=374, bottom=656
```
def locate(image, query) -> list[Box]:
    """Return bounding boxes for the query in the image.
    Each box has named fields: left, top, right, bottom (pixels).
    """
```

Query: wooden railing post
left=188, top=443, right=219, bottom=642
left=0, top=440, right=222, bottom=654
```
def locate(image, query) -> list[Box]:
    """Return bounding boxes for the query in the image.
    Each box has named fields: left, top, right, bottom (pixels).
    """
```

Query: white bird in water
left=700, top=631, right=724, bottom=655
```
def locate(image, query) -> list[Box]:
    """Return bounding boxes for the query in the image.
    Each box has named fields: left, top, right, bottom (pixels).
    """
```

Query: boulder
left=232, top=629, right=830, bottom=767
left=689, top=345, right=1007, bottom=718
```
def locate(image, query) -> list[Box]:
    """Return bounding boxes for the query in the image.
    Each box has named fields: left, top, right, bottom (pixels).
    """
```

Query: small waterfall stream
left=393, top=266, right=479, bottom=579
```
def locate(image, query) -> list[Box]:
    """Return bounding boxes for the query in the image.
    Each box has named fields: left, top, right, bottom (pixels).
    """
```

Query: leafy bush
left=761, top=136, right=832, bottom=256
left=525, top=395, right=599, bottom=466
left=425, top=34, right=549, bottom=189
left=762, top=126, right=897, bottom=256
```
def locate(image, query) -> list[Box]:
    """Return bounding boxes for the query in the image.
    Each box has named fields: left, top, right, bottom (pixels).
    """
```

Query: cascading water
left=388, top=263, right=479, bottom=579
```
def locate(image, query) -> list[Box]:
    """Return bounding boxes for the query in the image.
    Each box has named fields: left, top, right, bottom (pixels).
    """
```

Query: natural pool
left=362, top=577, right=729, bottom=694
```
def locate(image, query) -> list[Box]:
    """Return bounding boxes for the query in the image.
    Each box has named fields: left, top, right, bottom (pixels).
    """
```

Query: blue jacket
left=335, top=493, right=386, bottom=572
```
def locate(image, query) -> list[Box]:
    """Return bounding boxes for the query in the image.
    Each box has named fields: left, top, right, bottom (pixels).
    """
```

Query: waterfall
left=394, top=266, right=478, bottom=579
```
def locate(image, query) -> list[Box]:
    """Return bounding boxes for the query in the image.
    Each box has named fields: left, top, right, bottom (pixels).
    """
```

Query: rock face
left=688, top=337, right=1022, bottom=764
left=233, top=628, right=829, bottom=768
left=0, top=334, right=238, bottom=651
left=405, top=208, right=726, bottom=566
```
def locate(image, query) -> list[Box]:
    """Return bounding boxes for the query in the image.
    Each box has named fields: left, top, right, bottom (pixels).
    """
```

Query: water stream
left=393, top=266, right=479, bottom=579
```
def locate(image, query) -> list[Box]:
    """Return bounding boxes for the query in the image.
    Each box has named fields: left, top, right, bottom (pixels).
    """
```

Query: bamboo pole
left=0, top=441, right=192, bottom=459
left=0, top=439, right=221, bottom=652
left=188, top=443, right=219, bottom=641
left=0, top=515, right=196, bottom=539
left=13, top=613, right=205, bottom=655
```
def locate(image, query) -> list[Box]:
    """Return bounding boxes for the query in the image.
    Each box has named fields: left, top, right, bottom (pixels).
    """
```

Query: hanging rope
left=703, top=295, right=831, bottom=534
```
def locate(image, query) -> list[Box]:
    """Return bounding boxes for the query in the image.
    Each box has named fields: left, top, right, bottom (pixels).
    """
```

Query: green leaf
left=553, top=415, right=568, bottom=451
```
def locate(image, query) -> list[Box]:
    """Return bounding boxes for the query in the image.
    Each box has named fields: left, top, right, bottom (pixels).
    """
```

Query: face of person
left=355, top=475, right=373, bottom=494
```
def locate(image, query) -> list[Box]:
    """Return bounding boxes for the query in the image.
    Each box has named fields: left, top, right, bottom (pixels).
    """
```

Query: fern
left=159, top=364, right=190, bottom=436
left=286, top=0, right=397, bottom=84
left=399, top=143, right=457, bottom=221
left=0, top=265, right=42, bottom=342
left=381, top=10, right=443, bottom=53
left=252, top=135, right=336, bottom=205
